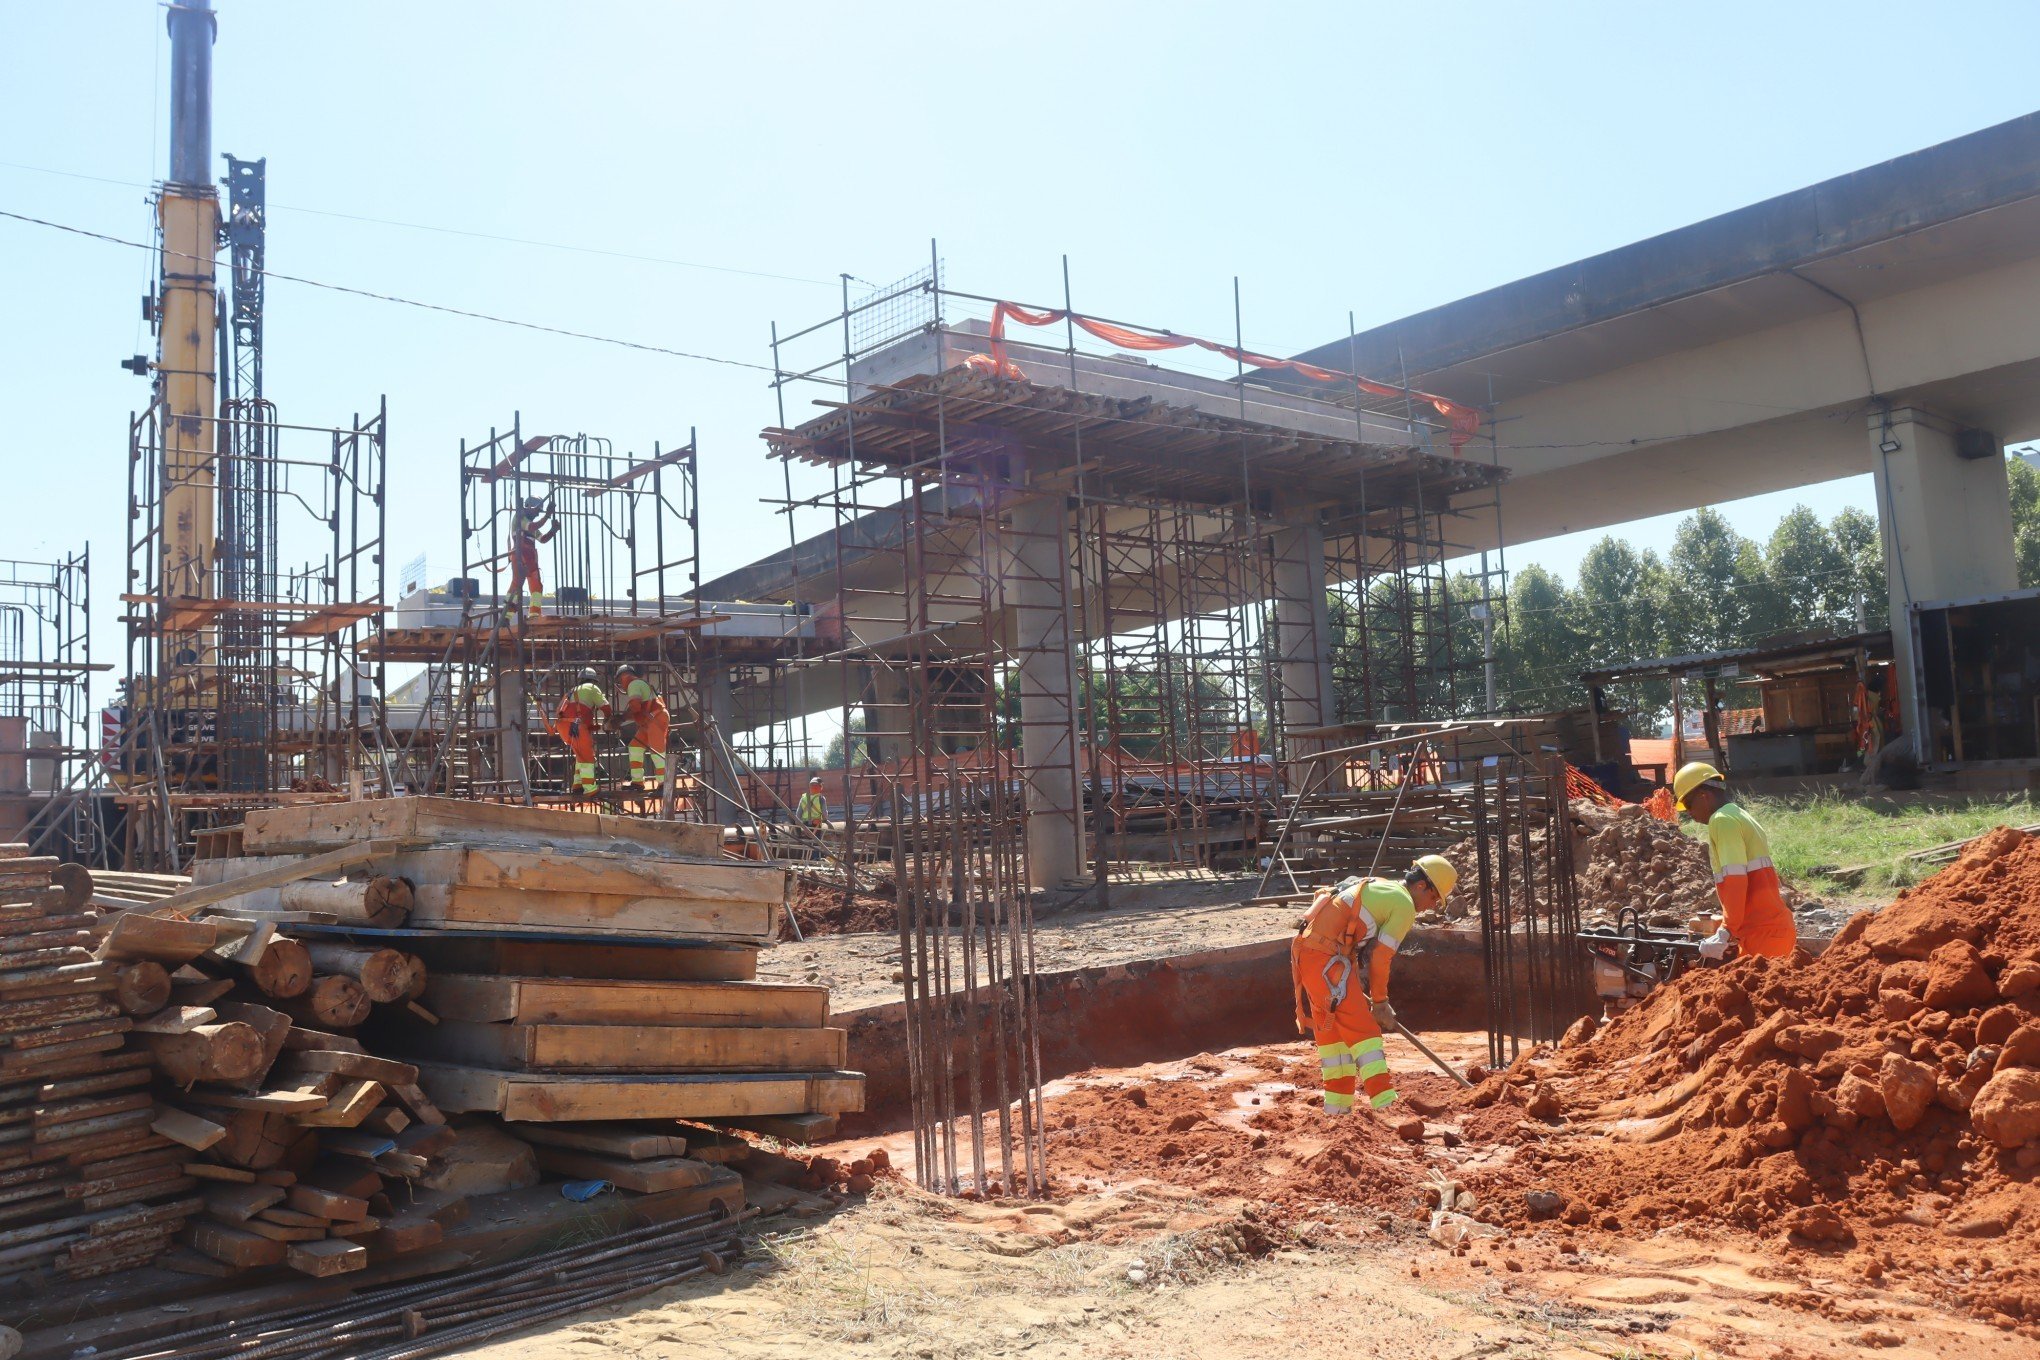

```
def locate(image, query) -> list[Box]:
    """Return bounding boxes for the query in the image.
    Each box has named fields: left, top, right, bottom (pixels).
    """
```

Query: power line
left=0, top=158, right=839, bottom=288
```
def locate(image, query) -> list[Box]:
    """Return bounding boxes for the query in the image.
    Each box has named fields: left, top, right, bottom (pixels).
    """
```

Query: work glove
left=1371, top=999, right=1398, bottom=1031
left=567, top=719, right=580, bottom=739
left=1696, top=927, right=1733, bottom=961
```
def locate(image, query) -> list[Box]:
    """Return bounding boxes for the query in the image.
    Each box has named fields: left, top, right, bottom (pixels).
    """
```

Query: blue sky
left=5, top=1, right=2039, bottom=676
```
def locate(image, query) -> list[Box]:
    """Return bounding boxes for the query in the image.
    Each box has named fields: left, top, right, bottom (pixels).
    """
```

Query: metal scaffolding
left=371, top=417, right=712, bottom=813
left=118, top=397, right=389, bottom=868
left=0, top=551, right=108, bottom=863
left=761, top=253, right=1508, bottom=1193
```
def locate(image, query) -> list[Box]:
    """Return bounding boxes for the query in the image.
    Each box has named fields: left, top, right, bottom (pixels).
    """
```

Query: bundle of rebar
left=84, top=1204, right=757, bottom=1360
left=1473, top=760, right=1590, bottom=1069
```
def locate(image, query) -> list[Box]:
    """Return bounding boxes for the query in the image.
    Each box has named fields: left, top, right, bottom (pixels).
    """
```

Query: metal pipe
left=166, top=1, right=216, bottom=186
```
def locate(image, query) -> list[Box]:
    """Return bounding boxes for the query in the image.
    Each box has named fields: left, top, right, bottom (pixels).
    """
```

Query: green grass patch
left=1723, top=792, right=2040, bottom=899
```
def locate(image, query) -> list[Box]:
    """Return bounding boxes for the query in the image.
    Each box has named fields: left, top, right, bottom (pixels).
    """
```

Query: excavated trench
left=837, top=927, right=1501, bottom=1129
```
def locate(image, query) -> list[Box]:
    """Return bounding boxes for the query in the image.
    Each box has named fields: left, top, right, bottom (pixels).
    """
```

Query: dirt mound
left=1436, top=802, right=1717, bottom=928
left=782, top=874, right=897, bottom=939
left=1496, top=827, right=2040, bottom=1334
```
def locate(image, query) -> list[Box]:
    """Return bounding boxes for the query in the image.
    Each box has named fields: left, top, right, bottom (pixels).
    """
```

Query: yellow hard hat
left=1672, top=761, right=1723, bottom=808
left=1413, top=854, right=1458, bottom=899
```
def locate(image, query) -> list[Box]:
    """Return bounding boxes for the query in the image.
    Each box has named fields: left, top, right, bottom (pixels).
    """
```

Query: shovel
left=1392, top=1021, right=1473, bottom=1089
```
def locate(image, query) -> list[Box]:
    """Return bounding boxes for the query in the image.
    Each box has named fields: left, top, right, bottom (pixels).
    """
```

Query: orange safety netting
left=1565, top=761, right=1680, bottom=823
left=983, top=301, right=1484, bottom=451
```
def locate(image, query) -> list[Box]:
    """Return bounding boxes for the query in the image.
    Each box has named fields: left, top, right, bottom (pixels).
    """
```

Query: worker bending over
left=505, top=495, right=558, bottom=618
left=795, top=776, right=829, bottom=831
left=553, top=667, right=610, bottom=796
left=1291, top=855, right=1456, bottom=1116
left=615, top=664, right=669, bottom=789
left=1673, top=762, right=1797, bottom=960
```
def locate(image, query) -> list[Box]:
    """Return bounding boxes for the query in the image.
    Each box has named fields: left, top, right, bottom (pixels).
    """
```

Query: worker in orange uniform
left=1291, top=855, right=1456, bottom=1116
left=553, top=667, right=610, bottom=796
left=614, top=663, right=669, bottom=789
left=1673, top=762, right=1797, bottom=960
left=505, top=495, right=558, bottom=618
left=795, top=776, right=829, bottom=831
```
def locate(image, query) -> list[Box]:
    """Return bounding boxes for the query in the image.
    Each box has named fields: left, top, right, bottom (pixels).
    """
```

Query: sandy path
left=760, top=875, right=1297, bottom=1012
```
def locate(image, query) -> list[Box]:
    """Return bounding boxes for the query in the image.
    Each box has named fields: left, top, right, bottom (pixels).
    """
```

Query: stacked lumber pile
left=93, top=899, right=458, bottom=1280
left=0, top=849, right=200, bottom=1283
left=189, top=798, right=863, bottom=1130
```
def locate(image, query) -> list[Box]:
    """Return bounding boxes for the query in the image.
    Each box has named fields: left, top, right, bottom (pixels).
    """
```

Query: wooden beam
left=413, top=1063, right=865, bottom=1121
left=389, top=1021, right=847, bottom=1073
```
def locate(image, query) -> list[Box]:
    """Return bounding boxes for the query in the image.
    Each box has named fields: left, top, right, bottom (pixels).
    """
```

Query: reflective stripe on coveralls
left=621, top=676, right=668, bottom=785
left=556, top=682, right=608, bottom=794
left=1291, top=876, right=1416, bottom=1113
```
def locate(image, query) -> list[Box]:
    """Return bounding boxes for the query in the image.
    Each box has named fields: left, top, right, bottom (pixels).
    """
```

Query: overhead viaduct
left=705, top=112, right=2040, bottom=873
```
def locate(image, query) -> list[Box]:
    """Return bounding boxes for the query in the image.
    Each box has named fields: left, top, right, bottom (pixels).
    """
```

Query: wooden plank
left=239, top=796, right=722, bottom=859
left=129, top=1004, right=216, bottom=1035
left=504, top=1122, right=688, bottom=1160
left=421, top=975, right=827, bottom=1028
left=398, top=936, right=756, bottom=983
left=287, top=1238, right=367, bottom=1276
left=292, top=1080, right=383, bottom=1128
left=715, top=1111, right=841, bottom=1144
left=406, top=884, right=774, bottom=942
left=390, top=1021, right=846, bottom=1074
left=529, top=1148, right=714, bottom=1193
left=413, top=1063, right=866, bottom=1121
left=147, top=839, right=426, bottom=918
left=287, top=1183, right=368, bottom=1223
left=95, top=914, right=217, bottom=965
left=181, top=1084, right=330, bottom=1115
left=183, top=1220, right=288, bottom=1268
left=397, top=848, right=786, bottom=905
left=280, top=1049, right=417, bottom=1085
left=200, top=1182, right=284, bottom=1223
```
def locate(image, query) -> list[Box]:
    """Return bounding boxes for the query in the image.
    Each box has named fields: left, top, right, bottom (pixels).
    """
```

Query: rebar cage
left=761, top=251, right=1512, bottom=1193
left=0, top=551, right=105, bottom=864
left=119, top=398, right=388, bottom=868
left=368, top=417, right=706, bottom=812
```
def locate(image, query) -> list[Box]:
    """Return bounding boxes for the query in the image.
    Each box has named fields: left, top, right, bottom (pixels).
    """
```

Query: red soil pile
left=781, top=874, right=898, bottom=939
left=1495, top=827, right=2040, bottom=1334
left=1044, top=1051, right=1480, bottom=1221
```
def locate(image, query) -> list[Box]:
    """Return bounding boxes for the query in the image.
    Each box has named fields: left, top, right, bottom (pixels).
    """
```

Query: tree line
left=1330, top=457, right=2040, bottom=730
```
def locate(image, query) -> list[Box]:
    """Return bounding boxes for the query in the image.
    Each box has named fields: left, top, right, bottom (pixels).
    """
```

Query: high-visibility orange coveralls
left=1704, top=801, right=1797, bottom=959
left=505, top=505, right=556, bottom=617
left=553, top=680, right=609, bottom=795
left=619, top=673, right=669, bottom=788
left=1291, top=877, right=1417, bottom=1115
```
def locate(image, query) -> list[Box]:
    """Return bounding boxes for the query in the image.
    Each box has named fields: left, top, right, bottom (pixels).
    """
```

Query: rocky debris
left=1971, top=1069, right=2040, bottom=1149
left=1498, top=826, right=2040, bottom=1333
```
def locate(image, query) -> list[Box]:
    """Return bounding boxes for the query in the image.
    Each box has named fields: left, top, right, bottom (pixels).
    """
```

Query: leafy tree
left=818, top=712, right=868, bottom=769
left=1761, top=506, right=1852, bottom=634
left=1500, top=563, right=1581, bottom=713
left=1829, top=506, right=1888, bottom=630
left=2009, top=453, right=2040, bottom=589
left=1659, top=508, right=1764, bottom=652
left=1573, top=537, right=1672, bottom=728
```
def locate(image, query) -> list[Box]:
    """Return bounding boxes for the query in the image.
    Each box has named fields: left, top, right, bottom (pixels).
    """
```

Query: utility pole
left=1470, top=602, right=1497, bottom=713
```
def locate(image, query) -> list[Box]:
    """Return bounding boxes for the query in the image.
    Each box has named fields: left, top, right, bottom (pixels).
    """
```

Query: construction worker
left=1673, top=762, right=1797, bottom=960
left=1290, top=855, right=1457, bottom=1116
left=795, top=777, right=829, bottom=831
left=553, top=667, right=609, bottom=796
left=614, top=663, right=669, bottom=790
left=505, top=495, right=558, bottom=618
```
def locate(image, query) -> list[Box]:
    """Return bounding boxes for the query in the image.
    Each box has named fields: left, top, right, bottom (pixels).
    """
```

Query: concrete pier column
left=1867, top=406, right=2018, bottom=752
left=1007, top=494, right=1086, bottom=888
left=698, top=661, right=744, bottom=826
left=1270, top=516, right=1334, bottom=743
left=497, top=668, right=528, bottom=797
